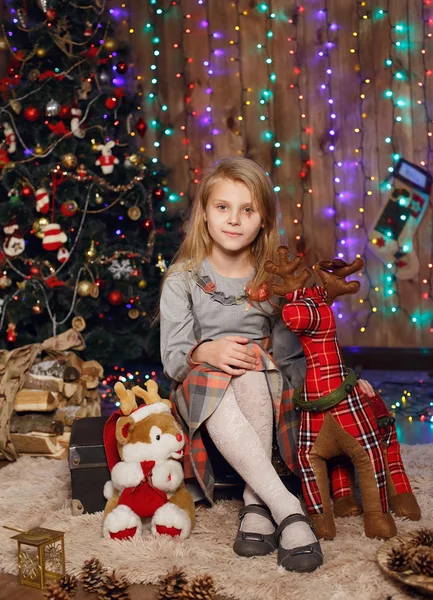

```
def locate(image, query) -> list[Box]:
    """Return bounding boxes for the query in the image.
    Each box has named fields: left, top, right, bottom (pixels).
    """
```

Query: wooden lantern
left=11, top=527, right=65, bottom=589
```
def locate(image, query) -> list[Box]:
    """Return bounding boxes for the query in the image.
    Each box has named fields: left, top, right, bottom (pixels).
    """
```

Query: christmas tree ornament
left=80, top=557, right=105, bottom=593
left=108, top=259, right=133, bottom=280
left=368, top=158, right=432, bottom=280
left=36, top=47, right=47, bottom=58
left=37, top=0, right=48, bottom=11
left=0, top=274, right=12, bottom=288
left=0, top=37, right=7, bottom=51
left=84, top=21, right=92, bottom=37
left=61, top=153, right=78, bottom=170
left=70, top=108, right=85, bottom=139
left=98, top=70, right=110, bottom=86
left=103, top=37, right=117, bottom=51
left=45, top=98, right=60, bottom=117
left=24, top=106, right=40, bottom=122
left=138, top=279, right=147, bottom=289
left=41, top=223, right=67, bottom=251
left=135, top=118, right=147, bottom=138
left=32, top=302, right=43, bottom=315
left=0, top=148, right=11, bottom=170
left=77, top=280, right=92, bottom=297
left=47, top=121, right=70, bottom=137
left=105, top=96, right=118, bottom=110
left=36, top=187, right=50, bottom=214
left=3, top=122, right=17, bottom=153
left=90, top=283, right=100, bottom=298
left=85, top=240, right=97, bottom=260
left=60, top=200, right=78, bottom=217
left=28, top=69, right=41, bottom=81
left=116, top=60, right=128, bottom=74
left=78, top=79, right=92, bottom=100
left=128, top=307, right=140, bottom=320
left=32, top=217, right=50, bottom=239
left=157, top=568, right=188, bottom=600
left=10, top=100, right=22, bottom=114
left=22, top=185, right=33, bottom=198
left=95, top=141, right=119, bottom=175
left=127, top=206, right=141, bottom=221
left=8, top=188, right=21, bottom=205
left=156, top=253, right=167, bottom=273
left=34, top=144, right=44, bottom=155
left=57, top=246, right=70, bottom=264
left=94, top=192, right=103, bottom=204
left=58, top=106, right=70, bottom=119
left=72, top=316, right=86, bottom=332
left=76, top=164, right=86, bottom=178
left=3, top=220, right=25, bottom=257
left=108, top=290, right=124, bottom=306
left=45, top=9, right=57, bottom=22
left=6, top=322, right=17, bottom=342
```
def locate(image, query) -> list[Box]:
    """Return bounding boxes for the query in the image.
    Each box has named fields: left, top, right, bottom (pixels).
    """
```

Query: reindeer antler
left=114, top=382, right=137, bottom=416
left=264, top=246, right=312, bottom=297
left=314, top=256, right=364, bottom=305
left=132, top=380, right=172, bottom=409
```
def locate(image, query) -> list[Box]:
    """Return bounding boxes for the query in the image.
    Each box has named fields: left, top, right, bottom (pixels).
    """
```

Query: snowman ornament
left=2, top=122, right=16, bottom=154
left=3, top=220, right=25, bottom=257
left=95, top=140, right=119, bottom=175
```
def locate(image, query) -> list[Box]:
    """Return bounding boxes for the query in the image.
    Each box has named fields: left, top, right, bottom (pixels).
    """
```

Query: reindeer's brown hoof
left=333, top=495, right=362, bottom=518
left=390, top=492, right=421, bottom=521
left=309, top=512, right=336, bottom=540
left=363, top=511, right=397, bottom=540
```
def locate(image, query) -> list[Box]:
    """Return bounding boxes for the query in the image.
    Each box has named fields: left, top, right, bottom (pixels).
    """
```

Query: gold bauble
left=0, top=37, right=7, bottom=51
left=128, top=153, right=139, bottom=166
left=128, top=307, right=140, bottom=320
left=34, top=144, right=44, bottom=155
left=28, top=69, right=40, bottom=81
left=86, top=240, right=97, bottom=260
left=92, top=142, right=100, bottom=152
left=72, top=316, right=86, bottom=332
left=61, top=153, right=78, bottom=170
left=32, top=217, right=50, bottom=239
left=127, top=206, right=141, bottom=221
left=94, top=193, right=103, bottom=205
left=77, top=280, right=92, bottom=297
left=32, top=303, right=43, bottom=315
left=10, top=100, right=22, bottom=114
left=36, top=47, right=47, bottom=58
left=138, top=279, right=147, bottom=289
left=104, top=37, right=117, bottom=51
left=90, top=283, right=100, bottom=299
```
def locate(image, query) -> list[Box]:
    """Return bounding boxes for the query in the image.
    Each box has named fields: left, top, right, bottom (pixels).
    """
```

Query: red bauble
left=60, top=200, right=78, bottom=217
left=24, top=106, right=40, bottom=122
left=116, top=61, right=128, bottom=74
left=105, top=97, right=118, bottom=110
left=59, top=105, right=70, bottom=119
left=108, top=290, right=124, bottom=306
left=46, top=9, right=57, bottom=21
left=136, top=117, right=147, bottom=138
left=22, top=186, right=33, bottom=197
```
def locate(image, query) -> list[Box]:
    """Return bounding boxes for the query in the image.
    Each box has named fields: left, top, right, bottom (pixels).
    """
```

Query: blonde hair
left=165, top=157, right=282, bottom=295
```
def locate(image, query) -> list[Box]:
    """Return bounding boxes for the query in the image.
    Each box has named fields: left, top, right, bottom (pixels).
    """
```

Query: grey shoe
left=276, top=514, right=324, bottom=573
left=233, top=504, right=277, bottom=557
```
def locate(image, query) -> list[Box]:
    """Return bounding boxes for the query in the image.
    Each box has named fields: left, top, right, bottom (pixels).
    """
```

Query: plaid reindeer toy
left=265, top=247, right=420, bottom=541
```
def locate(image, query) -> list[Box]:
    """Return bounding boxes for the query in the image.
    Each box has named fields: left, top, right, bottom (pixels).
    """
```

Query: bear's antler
left=264, top=246, right=312, bottom=297
left=314, top=256, right=364, bottom=305
left=113, top=381, right=137, bottom=416
left=132, top=380, right=172, bottom=409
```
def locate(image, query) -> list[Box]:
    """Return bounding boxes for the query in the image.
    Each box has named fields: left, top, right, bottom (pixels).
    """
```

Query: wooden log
left=84, top=388, right=100, bottom=402
left=63, top=382, right=78, bottom=399
left=70, top=380, right=87, bottom=406
left=10, top=413, right=64, bottom=435
left=55, top=405, right=88, bottom=427
left=24, top=373, right=63, bottom=393
left=10, top=432, right=62, bottom=456
left=14, top=389, right=59, bottom=412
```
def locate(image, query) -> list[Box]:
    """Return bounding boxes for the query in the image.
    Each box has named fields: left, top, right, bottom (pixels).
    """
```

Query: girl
left=160, top=157, right=374, bottom=573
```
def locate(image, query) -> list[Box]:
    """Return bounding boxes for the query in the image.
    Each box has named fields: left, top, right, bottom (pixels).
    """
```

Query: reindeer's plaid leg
left=384, top=422, right=412, bottom=495
left=329, top=456, right=352, bottom=500
left=298, top=412, right=324, bottom=513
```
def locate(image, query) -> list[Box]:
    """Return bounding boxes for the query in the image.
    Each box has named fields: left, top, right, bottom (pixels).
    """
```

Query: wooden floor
left=0, top=573, right=228, bottom=599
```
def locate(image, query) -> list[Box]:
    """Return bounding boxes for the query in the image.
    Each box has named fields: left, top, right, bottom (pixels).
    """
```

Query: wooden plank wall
left=129, top=0, right=433, bottom=348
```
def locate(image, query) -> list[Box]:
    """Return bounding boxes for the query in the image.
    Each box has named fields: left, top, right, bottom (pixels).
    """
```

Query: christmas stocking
left=36, top=187, right=50, bottom=214
left=368, top=158, right=431, bottom=280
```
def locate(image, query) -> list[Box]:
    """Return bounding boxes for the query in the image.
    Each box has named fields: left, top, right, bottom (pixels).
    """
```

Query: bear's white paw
left=151, top=502, right=191, bottom=539
left=151, top=461, right=183, bottom=493
left=103, top=480, right=115, bottom=500
left=111, top=461, right=143, bottom=491
left=102, top=504, right=142, bottom=538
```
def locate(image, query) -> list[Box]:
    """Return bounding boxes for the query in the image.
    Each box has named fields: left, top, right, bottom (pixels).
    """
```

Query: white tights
left=205, top=371, right=316, bottom=550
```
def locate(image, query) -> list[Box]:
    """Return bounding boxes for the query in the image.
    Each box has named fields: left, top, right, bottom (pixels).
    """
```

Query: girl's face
left=205, top=178, right=263, bottom=256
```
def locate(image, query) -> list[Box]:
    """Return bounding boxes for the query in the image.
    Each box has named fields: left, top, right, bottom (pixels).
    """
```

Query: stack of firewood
left=11, top=352, right=103, bottom=458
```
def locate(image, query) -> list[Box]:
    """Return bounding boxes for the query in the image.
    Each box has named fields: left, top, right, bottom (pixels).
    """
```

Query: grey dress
left=160, top=258, right=306, bottom=501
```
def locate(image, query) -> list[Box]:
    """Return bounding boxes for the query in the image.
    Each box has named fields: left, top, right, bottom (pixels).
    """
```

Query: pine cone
left=410, top=546, right=433, bottom=576
left=158, top=568, right=188, bottom=599
left=44, top=582, right=70, bottom=600
left=410, top=528, right=433, bottom=549
left=81, top=557, right=105, bottom=593
left=58, top=573, right=79, bottom=597
left=181, top=574, right=216, bottom=600
left=97, top=571, right=130, bottom=600
left=387, top=544, right=415, bottom=572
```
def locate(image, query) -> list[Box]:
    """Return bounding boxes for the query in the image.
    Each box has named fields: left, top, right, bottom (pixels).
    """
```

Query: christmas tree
left=0, top=0, right=181, bottom=365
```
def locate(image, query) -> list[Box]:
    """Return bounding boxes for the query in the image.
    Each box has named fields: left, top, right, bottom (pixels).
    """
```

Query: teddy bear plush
left=102, top=380, right=195, bottom=540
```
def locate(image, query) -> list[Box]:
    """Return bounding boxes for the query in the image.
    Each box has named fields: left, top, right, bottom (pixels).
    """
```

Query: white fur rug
left=0, top=445, right=432, bottom=600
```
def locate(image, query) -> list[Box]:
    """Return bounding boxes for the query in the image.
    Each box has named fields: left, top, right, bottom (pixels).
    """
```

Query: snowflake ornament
left=108, top=259, right=134, bottom=280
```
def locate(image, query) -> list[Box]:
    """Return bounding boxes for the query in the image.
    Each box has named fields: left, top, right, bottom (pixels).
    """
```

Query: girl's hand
left=192, top=336, right=259, bottom=376
left=358, top=378, right=375, bottom=398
